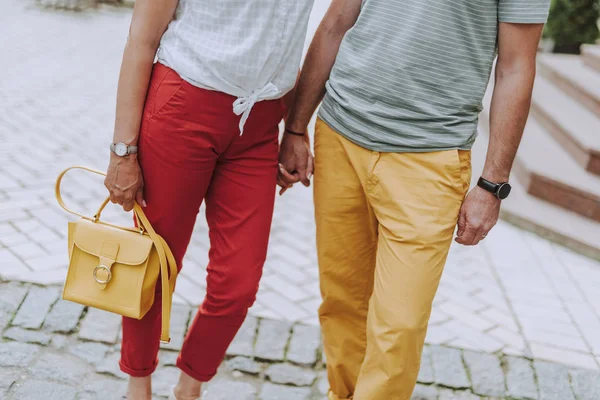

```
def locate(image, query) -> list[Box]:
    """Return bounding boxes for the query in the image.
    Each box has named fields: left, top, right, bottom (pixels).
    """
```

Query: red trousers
left=119, top=63, right=284, bottom=381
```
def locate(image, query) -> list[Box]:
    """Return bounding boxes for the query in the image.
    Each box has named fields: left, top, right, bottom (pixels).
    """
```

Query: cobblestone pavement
left=2, top=282, right=600, bottom=400
left=1, top=0, right=600, bottom=386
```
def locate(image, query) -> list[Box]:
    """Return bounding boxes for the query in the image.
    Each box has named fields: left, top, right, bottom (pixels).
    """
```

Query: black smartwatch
left=477, top=177, right=512, bottom=200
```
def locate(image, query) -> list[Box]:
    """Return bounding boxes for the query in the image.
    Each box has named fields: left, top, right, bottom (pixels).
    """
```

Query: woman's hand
left=104, top=155, right=146, bottom=212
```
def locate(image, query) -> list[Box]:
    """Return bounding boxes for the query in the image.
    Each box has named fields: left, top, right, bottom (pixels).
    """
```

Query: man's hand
left=455, top=186, right=500, bottom=246
left=278, top=133, right=314, bottom=195
left=104, top=155, right=146, bottom=212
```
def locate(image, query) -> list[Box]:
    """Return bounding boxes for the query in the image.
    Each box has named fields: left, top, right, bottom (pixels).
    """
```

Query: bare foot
left=127, top=376, right=152, bottom=400
left=173, top=371, right=203, bottom=400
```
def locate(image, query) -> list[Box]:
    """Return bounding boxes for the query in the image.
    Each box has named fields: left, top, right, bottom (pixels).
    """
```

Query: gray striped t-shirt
left=319, top=0, right=550, bottom=152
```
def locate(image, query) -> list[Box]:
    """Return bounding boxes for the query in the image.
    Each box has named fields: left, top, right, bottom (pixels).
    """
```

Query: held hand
left=455, top=186, right=500, bottom=246
left=104, top=155, right=146, bottom=212
left=277, top=133, right=314, bottom=195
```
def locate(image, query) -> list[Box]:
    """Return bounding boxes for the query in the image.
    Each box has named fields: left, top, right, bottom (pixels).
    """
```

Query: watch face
left=115, top=143, right=128, bottom=157
left=498, top=183, right=512, bottom=200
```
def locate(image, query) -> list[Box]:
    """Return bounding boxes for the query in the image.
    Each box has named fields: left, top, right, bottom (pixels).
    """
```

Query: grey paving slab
left=78, top=375, right=127, bottom=400
left=11, top=380, right=77, bottom=400
left=534, top=361, right=575, bottom=400
left=430, top=347, right=471, bottom=390
left=0, top=341, right=40, bottom=367
left=505, top=356, right=538, bottom=400
left=462, top=350, right=505, bottom=397
left=287, top=323, right=321, bottom=366
left=226, top=356, right=262, bottom=375
left=29, top=352, right=90, bottom=385
left=412, top=384, right=439, bottom=400
left=43, top=299, right=85, bottom=333
left=265, top=363, right=317, bottom=386
left=78, top=308, right=121, bottom=344
left=204, top=378, right=258, bottom=400
left=259, top=382, right=312, bottom=400
left=11, top=286, right=59, bottom=329
left=254, top=319, right=293, bottom=362
left=4, top=326, right=52, bottom=345
left=570, top=369, right=600, bottom=400
left=0, top=282, right=28, bottom=329
left=418, top=346, right=435, bottom=385
left=227, top=316, right=258, bottom=358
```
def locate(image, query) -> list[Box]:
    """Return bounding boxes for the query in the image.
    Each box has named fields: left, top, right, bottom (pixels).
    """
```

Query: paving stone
left=160, top=303, right=191, bottom=351
left=69, top=341, right=110, bottom=364
left=505, top=355, right=538, bottom=400
left=430, top=346, right=470, bottom=389
left=12, top=380, right=77, bottom=400
left=0, top=367, right=20, bottom=396
left=0, top=341, right=40, bottom=367
left=78, top=375, right=127, bottom=400
left=534, top=361, right=575, bottom=400
left=259, top=382, right=311, bottom=400
left=204, top=378, right=257, bottom=400
left=286, top=324, right=321, bottom=366
left=462, top=350, right=505, bottom=397
left=4, top=326, right=52, bottom=345
left=96, top=352, right=128, bottom=379
left=418, top=346, right=435, bottom=385
left=11, top=285, right=58, bottom=329
left=255, top=319, right=292, bottom=362
left=0, top=282, right=28, bottom=329
left=411, top=384, right=439, bottom=400
left=43, top=299, right=85, bottom=333
left=438, top=389, right=482, bottom=400
left=265, top=363, right=317, bottom=386
left=160, top=350, right=179, bottom=367
left=316, top=370, right=328, bottom=395
left=51, top=334, right=69, bottom=349
left=226, top=356, right=262, bottom=375
left=30, top=352, right=90, bottom=385
left=152, top=366, right=180, bottom=398
left=227, top=316, right=258, bottom=357
left=79, top=308, right=121, bottom=344
left=570, top=369, right=600, bottom=400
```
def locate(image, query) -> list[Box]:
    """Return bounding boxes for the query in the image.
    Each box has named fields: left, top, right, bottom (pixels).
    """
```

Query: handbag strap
left=55, top=166, right=177, bottom=343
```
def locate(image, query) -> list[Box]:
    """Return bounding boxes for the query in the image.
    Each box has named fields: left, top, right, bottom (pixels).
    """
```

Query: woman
left=104, top=1, right=315, bottom=399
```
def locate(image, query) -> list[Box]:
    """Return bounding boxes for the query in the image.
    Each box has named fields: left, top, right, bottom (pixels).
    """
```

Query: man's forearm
left=286, top=0, right=362, bottom=133
left=483, top=64, right=536, bottom=182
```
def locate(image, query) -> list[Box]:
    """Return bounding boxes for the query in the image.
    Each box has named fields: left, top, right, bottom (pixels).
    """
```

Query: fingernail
left=142, top=200, right=147, bottom=207
left=307, top=173, right=313, bottom=180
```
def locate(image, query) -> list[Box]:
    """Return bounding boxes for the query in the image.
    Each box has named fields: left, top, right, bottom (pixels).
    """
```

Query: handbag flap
left=72, top=219, right=153, bottom=265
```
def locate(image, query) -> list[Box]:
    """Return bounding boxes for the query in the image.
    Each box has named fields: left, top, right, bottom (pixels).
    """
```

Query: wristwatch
left=477, top=177, right=512, bottom=200
left=110, top=142, right=138, bottom=157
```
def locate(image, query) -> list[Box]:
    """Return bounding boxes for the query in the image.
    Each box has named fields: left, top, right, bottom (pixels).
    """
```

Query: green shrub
left=546, top=0, right=600, bottom=54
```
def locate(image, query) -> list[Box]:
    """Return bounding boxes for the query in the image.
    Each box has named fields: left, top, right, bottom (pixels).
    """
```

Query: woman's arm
left=105, top=0, right=179, bottom=212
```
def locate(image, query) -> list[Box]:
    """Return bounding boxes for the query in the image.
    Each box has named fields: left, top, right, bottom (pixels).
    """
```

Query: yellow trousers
left=314, top=119, right=471, bottom=400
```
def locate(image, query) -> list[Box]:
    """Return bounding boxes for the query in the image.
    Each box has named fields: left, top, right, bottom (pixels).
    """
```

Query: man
left=278, top=0, right=550, bottom=399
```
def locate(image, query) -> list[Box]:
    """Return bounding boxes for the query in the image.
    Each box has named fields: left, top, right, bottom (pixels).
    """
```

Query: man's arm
left=456, top=22, right=544, bottom=246
left=277, top=0, right=362, bottom=192
left=285, top=0, right=363, bottom=133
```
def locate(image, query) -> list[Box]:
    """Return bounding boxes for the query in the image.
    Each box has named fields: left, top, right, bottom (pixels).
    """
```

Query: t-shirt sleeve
left=498, top=0, right=551, bottom=23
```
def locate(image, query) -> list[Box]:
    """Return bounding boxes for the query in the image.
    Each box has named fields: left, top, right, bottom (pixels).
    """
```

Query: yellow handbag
left=56, top=166, right=177, bottom=343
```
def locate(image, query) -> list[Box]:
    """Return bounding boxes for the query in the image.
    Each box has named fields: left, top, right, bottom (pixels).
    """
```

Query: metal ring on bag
left=93, top=265, right=112, bottom=284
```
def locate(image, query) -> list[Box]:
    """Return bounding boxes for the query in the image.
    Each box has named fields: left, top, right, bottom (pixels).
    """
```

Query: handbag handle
left=55, top=166, right=177, bottom=343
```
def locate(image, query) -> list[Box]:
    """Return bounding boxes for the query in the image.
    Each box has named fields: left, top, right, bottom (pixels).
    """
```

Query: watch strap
left=477, top=177, right=498, bottom=195
left=110, top=142, right=138, bottom=156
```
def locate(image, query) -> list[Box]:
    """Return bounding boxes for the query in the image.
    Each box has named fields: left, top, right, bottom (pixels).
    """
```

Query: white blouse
left=158, top=0, right=316, bottom=133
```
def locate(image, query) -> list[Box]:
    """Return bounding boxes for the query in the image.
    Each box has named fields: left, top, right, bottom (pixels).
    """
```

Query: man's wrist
left=284, top=128, right=306, bottom=137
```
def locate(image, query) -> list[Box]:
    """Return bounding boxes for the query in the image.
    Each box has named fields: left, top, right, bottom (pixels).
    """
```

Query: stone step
left=537, top=54, right=600, bottom=117
left=472, top=121, right=600, bottom=260
left=530, top=74, right=600, bottom=176
left=481, top=86, right=600, bottom=222
left=582, top=44, right=600, bottom=73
